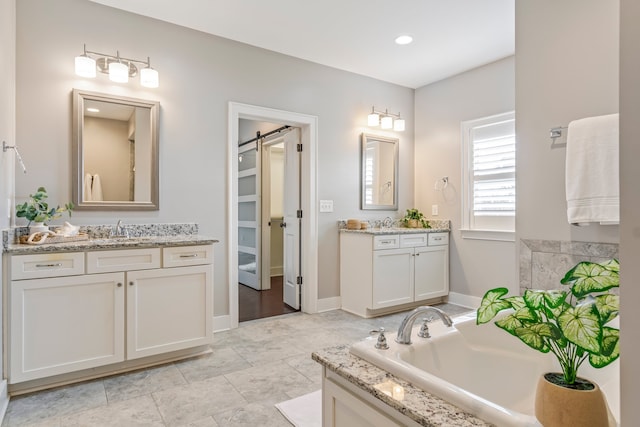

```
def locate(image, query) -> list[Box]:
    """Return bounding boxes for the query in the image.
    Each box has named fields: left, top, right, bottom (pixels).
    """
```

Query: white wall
left=414, top=57, right=516, bottom=298
left=15, top=0, right=414, bottom=315
left=619, top=0, right=640, bottom=423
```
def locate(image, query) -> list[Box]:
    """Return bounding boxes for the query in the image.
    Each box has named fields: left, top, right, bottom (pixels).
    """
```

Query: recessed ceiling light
left=86, top=108, right=100, bottom=113
left=395, top=35, right=413, bottom=45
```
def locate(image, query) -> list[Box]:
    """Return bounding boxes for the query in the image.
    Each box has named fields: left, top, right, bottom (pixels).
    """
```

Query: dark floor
left=239, top=275, right=298, bottom=322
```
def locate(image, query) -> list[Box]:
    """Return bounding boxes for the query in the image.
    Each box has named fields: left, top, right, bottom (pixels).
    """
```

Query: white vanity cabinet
left=340, top=231, right=448, bottom=317
left=6, top=244, right=213, bottom=388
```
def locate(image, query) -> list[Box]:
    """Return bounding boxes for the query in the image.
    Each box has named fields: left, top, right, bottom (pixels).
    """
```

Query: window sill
left=460, top=229, right=515, bottom=242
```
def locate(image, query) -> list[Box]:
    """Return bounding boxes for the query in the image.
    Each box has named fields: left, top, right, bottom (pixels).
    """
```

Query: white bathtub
left=350, top=312, right=619, bottom=427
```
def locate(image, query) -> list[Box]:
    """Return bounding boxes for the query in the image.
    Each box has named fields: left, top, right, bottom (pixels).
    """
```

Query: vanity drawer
left=428, top=233, right=449, bottom=246
left=163, top=245, right=213, bottom=268
left=373, top=235, right=400, bottom=250
left=11, top=252, right=85, bottom=280
left=87, top=248, right=161, bottom=274
left=399, top=233, right=428, bottom=248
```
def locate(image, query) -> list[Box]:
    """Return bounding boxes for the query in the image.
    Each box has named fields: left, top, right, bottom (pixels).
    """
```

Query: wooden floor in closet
left=239, top=276, right=298, bottom=322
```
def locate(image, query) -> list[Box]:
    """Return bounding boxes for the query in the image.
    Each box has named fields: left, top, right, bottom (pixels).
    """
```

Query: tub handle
left=418, top=318, right=431, bottom=339
left=370, top=327, right=389, bottom=350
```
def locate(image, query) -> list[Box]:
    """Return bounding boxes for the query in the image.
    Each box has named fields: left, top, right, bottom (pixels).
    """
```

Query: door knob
left=280, top=222, right=287, bottom=228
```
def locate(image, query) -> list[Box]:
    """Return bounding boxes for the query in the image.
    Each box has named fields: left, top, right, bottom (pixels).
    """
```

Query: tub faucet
left=396, top=306, right=453, bottom=345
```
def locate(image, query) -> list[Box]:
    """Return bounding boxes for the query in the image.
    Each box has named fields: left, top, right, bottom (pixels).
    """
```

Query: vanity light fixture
left=367, top=106, right=406, bottom=132
left=394, top=35, right=413, bottom=45
left=74, top=44, right=160, bottom=88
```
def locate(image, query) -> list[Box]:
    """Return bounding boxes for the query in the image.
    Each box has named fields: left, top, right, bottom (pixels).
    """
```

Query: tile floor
left=1, top=303, right=473, bottom=427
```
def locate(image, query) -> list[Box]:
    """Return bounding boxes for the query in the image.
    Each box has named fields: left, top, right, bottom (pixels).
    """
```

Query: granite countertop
left=340, top=227, right=450, bottom=235
left=4, top=234, right=218, bottom=255
left=312, top=346, right=493, bottom=427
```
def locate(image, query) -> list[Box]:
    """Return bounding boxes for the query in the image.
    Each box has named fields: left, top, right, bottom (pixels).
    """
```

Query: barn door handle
left=280, top=222, right=287, bottom=228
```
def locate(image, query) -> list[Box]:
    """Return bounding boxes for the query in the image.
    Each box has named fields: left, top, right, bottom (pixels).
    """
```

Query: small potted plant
left=16, top=187, right=74, bottom=233
left=477, top=259, right=619, bottom=427
left=402, top=208, right=429, bottom=228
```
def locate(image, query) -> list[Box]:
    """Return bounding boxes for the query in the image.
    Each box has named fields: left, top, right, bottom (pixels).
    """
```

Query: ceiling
left=89, top=0, right=515, bottom=89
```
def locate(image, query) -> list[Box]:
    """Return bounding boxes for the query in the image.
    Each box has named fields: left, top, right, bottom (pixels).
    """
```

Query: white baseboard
left=317, top=296, right=341, bottom=313
left=0, top=379, right=8, bottom=425
left=447, top=292, right=481, bottom=309
left=213, top=315, right=231, bottom=332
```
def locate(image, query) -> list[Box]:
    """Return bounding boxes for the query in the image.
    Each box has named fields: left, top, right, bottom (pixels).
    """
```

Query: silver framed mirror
left=361, top=133, right=398, bottom=210
left=72, top=89, right=160, bottom=210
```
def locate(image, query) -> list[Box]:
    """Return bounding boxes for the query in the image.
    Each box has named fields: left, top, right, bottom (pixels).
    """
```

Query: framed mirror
left=72, top=89, right=159, bottom=210
left=361, top=133, right=398, bottom=210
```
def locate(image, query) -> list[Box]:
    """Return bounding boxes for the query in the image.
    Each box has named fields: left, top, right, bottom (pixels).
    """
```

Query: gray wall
left=516, top=0, right=619, bottom=245
left=15, top=0, right=415, bottom=315
left=619, top=0, right=640, bottom=423
left=414, top=57, right=516, bottom=298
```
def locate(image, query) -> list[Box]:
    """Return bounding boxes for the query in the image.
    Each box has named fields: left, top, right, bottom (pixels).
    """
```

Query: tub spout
left=396, top=306, right=453, bottom=345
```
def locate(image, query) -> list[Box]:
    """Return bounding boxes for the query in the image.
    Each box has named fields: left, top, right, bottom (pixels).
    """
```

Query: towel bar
left=550, top=126, right=568, bottom=139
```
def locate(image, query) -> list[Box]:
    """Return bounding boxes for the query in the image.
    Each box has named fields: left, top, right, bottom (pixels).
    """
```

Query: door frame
left=228, top=102, right=318, bottom=329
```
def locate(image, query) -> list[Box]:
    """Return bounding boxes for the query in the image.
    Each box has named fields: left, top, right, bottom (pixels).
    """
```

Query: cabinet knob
left=129, top=281, right=134, bottom=286
left=117, top=282, right=122, bottom=287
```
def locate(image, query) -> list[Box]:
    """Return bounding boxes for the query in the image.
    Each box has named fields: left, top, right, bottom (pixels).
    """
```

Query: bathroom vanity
left=340, top=224, right=449, bottom=318
left=2, top=224, right=216, bottom=394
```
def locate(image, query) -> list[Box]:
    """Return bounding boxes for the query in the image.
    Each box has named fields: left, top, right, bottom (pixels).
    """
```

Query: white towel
left=565, top=113, right=619, bottom=225
left=275, top=390, right=321, bottom=427
left=83, top=173, right=93, bottom=201
left=92, top=174, right=104, bottom=201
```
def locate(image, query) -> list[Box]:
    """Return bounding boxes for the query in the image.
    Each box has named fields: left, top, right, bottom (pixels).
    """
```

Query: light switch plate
left=431, top=204, right=439, bottom=216
left=319, top=200, right=334, bottom=213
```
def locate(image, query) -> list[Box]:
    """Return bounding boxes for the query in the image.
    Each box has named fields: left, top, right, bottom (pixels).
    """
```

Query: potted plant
left=477, top=259, right=619, bottom=427
left=16, top=187, right=74, bottom=233
left=402, top=208, right=429, bottom=228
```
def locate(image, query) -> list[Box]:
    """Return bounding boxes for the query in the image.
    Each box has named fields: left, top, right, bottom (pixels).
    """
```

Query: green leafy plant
left=16, top=187, right=74, bottom=225
left=402, top=208, right=429, bottom=228
left=477, top=259, right=620, bottom=386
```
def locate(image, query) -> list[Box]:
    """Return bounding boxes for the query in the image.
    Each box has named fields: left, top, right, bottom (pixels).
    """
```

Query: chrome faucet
left=395, top=306, right=453, bottom=345
left=111, top=219, right=129, bottom=238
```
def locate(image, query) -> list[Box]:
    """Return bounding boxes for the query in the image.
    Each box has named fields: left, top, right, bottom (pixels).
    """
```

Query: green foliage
left=15, top=187, right=74, bottom=225
left=402, top=208, right=430, bottom=228
left=477, top=259, right=620, bottom=385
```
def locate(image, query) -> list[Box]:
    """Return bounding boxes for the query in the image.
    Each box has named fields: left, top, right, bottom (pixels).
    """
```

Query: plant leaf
left=476, top=288, right=511, bottom=324
left=595, top=294, right=620, bottom=324
left=514, top=325, right=551, bottom=353
left=599, top=259, right=620, bottom=273
left=561, top=261, right=619, bottom=298
left=523, top=290, right=545, bottom=310
left=558, top=304, right=602, bottom=354
left=504, top=296, right=525, bottom=310
left=495, top=314, right=523, bottom=335
left=589, top=327, right=620, bottom=368
left=513, top=307, right=538, bottom=322
left=544, top=290, right=568, bottom=308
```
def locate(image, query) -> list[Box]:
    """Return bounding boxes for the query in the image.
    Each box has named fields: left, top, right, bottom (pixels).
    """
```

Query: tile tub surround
left=2, top=223, right=217, bottom=254
left=1, top=304, right=473, bottom=427
left=519, top=239, right=619, bottom=294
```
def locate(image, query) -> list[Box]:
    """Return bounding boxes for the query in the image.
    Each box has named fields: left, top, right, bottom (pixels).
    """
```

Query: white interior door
left=237, top=141, right=261, bottom=290
left=283, top=128, right=301, bottom=310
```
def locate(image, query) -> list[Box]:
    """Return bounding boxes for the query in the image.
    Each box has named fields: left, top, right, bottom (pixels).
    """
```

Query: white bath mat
left=275, top=389, right=322, bottom=427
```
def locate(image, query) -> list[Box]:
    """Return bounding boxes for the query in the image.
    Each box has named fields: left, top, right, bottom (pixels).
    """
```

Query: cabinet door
left=127, top=265, right=213, bottom=359
left=414, top=246, right=449, bottom=301
left=10, top=273, right=125, bottom=383
left=372, top=248, right=413, bottom=309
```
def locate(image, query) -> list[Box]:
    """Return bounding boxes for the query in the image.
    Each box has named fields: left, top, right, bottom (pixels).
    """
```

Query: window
left=461, top=112, right=515, bottom=240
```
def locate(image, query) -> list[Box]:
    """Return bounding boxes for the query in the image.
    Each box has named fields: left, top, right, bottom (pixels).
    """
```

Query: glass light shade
left=140, top=67, right=159, bottom=88
left=75, top=55, right=96, bottom=78
left=368, top=113, right=380, bottom=126
left=109, top=61, right=129, bottom=83
left=380, top=116, right=393, bottom=129
left=393, top=118, right=406, bottom=132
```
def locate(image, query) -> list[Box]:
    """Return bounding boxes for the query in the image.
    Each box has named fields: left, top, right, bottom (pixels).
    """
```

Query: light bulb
left=75, top=54, right=96, bottom=78
left=109, top=61, right=128, bottom=83
left=140, top=67, right=159, bottom=88
left=381, top=116, right=393, bottom=129
left=368, top=112, right=380, bottom=126
left=394, top=118, right=405, bottom=132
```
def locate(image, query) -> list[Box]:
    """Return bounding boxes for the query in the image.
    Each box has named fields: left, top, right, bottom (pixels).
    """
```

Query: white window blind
left=462, top=112, right=516, bottom=238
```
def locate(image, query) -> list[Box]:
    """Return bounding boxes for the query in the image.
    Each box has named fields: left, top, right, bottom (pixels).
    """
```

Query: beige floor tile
left=104, top=364, right=188, bottom=403
left=59, top=395, right=164, bottom=426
